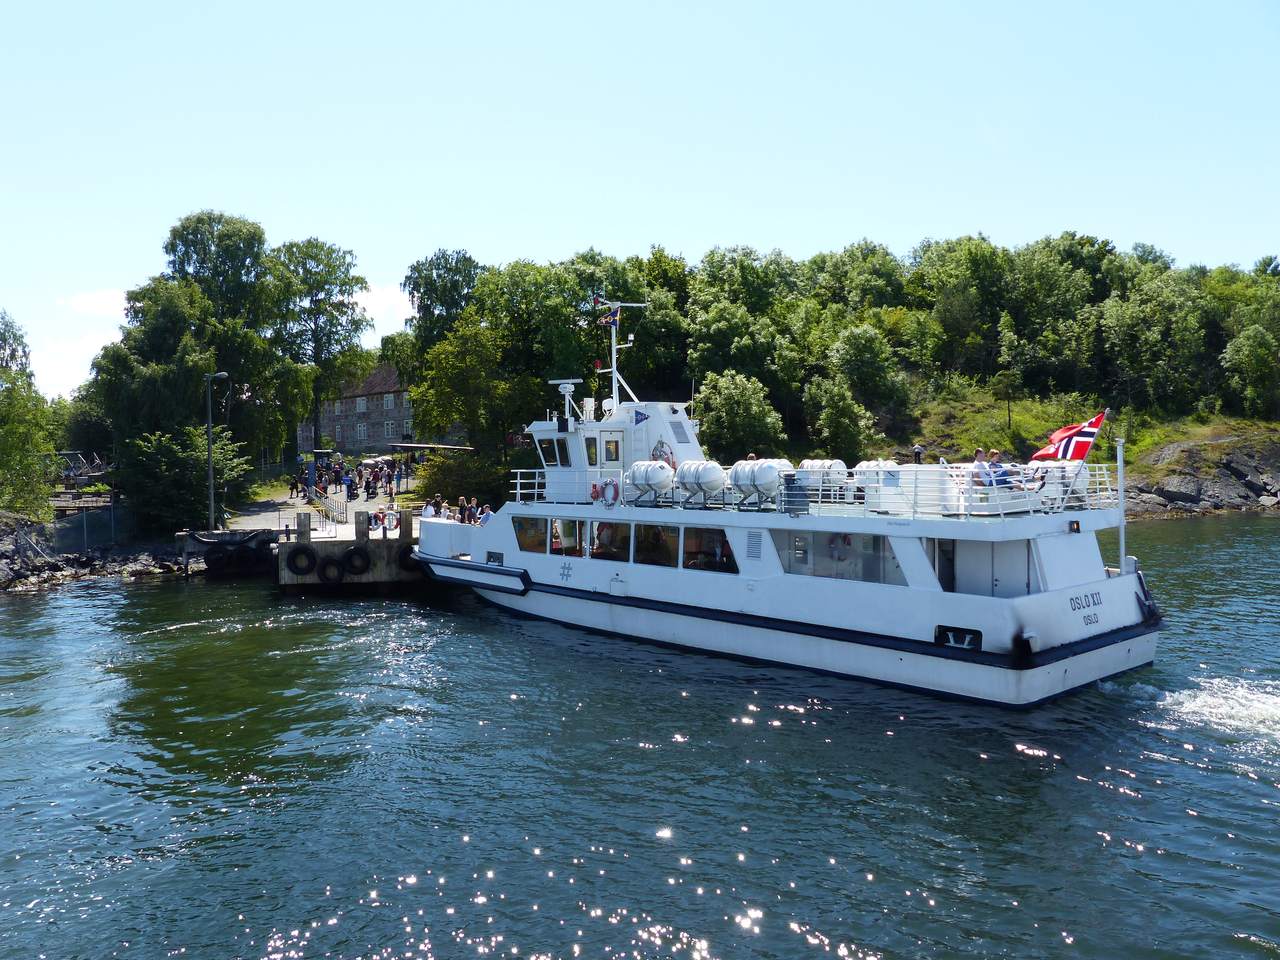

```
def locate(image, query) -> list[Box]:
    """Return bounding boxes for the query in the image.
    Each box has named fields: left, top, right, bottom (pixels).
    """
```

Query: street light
left=204, top=372, right=229, bottom=531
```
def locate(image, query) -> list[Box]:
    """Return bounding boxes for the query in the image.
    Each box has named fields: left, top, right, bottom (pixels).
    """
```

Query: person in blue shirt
left=989, top=449, right=1013, bottom=487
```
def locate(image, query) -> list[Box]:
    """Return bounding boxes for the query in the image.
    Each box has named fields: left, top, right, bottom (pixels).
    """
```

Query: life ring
left=600, top=478, right=620, bottom=509
left=651, top=439, right=676, bottom=469
left=386, top=512, right=400, bottom=531
left=342, top=546, right=371, bottom=576
left=286, top=545, right=318, bottom=576
left=317, top=556, right=345, bottom=584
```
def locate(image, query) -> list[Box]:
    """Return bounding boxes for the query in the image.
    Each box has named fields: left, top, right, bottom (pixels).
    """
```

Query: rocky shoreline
left=1127, top=437, right=1280, bottom=517
left=0, top=514, right=202, bottom=592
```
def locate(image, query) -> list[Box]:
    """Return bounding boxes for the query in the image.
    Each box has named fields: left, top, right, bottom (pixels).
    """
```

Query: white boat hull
left=468, top=581, right=1157, bottom=707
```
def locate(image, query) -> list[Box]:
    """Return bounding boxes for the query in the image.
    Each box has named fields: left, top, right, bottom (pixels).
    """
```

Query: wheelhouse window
left=683, top=527, right=737, bottom=574
left=537, top=438, right=559, bottom=467
left=513, top=516, right=548, bottom=553
left=551, top=519, right=584, bottom=557
left=555, top=437, right=571, bottom=467
left=604, top=439, right=621, bottom=462
left=770, top=530, right=906, bottom=585
left=589, top=521, right=631, bottom=562
left=585, top=436, right=598, bottom=467
left=634, top=524, right=679, bottom=568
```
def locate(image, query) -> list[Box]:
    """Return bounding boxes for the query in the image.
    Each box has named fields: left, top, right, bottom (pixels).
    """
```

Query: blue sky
left=2, top=0, right=1276, bottom=397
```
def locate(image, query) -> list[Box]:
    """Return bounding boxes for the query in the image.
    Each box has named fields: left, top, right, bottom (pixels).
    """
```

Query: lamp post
left=205, top=372, right=229, bottom=531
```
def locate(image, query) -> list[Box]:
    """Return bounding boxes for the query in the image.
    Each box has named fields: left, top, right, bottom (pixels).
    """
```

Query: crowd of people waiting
left=287, top=455, right=414, bottom=502
left=419, top=493, right=493, bottom=526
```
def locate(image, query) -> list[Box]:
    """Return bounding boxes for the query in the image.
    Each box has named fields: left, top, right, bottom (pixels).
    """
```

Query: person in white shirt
left=420, top=501, right=437, bottom=520
left=969, top=447, right=994, bottom=488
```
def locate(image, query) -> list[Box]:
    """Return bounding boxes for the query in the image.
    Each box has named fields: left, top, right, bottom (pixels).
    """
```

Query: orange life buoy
left=600, top=478, right=620, bottom=508
left=651, top=439, right=676, bottom=469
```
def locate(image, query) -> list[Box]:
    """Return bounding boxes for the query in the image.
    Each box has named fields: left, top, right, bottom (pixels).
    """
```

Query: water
left=2, top=515, right=1278, bottom=959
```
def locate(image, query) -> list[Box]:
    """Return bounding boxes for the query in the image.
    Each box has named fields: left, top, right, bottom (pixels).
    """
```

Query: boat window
left=604, top=439, right=621, bottom=463
left=585, top=436, right=598, bottom=467
left=512, top=516, right=548, bottom=553
left=555, top=437, right=571, bottom=467
left=551, top=518, right=584, bottom=557
left=770, top=530, right=906, bottom=585
left=634, top=524, right=679, bottom=568
left=669, top=420, right=691, bottom=445
left=589, top=521, right=631, bottom=562
left=537, top=438, right=558, bottom=467
left=683, top=527, right=738, bottom=574
left=924, top=538, right=956, bottom=592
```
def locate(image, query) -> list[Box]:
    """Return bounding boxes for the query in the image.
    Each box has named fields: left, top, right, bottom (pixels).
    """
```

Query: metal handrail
left=305, top=484, right=349, bottom=524
left=509, top=463, right=1118, bottom=519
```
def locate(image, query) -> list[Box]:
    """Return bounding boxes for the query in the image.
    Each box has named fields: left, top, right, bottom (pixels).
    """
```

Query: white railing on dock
left=509, top=462, right=1117, bottom=520
left=305, top=484, right=349, bottom=524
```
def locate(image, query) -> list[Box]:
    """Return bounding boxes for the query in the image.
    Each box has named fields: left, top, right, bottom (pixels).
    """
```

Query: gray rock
left=1153, top=475, right=1201, bottom=504
left=1260, top=495, right=1279, bottom=508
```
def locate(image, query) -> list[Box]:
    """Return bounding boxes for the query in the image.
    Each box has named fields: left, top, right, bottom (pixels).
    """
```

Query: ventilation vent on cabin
left=747, top=530, right=763, bottom=560
left=669, top=420, right=691, bottom=445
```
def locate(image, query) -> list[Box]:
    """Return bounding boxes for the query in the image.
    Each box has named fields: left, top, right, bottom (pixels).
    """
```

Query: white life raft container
left=626, top=459, right=676, bottom=495
left=674, top=459, right=726, bottom=496
left=729, top=458, right=794, bottom=498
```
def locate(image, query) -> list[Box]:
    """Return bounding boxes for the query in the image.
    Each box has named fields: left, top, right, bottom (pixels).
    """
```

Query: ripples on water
left=1, top=515, right=1278, bottom=959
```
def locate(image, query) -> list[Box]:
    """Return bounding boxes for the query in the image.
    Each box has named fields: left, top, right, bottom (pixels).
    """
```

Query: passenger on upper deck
left=969, top=448, right=994, bottom=488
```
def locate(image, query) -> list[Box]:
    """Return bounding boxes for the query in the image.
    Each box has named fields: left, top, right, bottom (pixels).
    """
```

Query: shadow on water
left=103, top=580, right=377, bottom=796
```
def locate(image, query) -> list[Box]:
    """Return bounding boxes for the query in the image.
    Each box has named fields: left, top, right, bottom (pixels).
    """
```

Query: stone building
left=296, top=364, right=414, bottom=454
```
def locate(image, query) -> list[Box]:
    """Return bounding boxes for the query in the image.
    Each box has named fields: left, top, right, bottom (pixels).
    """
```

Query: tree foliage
left=117, top=426, right=251, bottom=534
left=692, top=371, right=786, bottom=461
left=402, top=248, right=483, bottom=350
left=0, top=310, right=32, bottom=374
left=0, top=368, right=53, bottom=519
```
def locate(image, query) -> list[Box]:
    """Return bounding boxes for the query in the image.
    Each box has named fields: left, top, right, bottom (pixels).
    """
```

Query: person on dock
left=288, top=474, right=298, bottom=499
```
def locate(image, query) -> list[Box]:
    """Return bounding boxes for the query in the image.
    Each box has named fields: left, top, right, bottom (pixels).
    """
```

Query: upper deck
left=511, top=460, right=1118, bottom=523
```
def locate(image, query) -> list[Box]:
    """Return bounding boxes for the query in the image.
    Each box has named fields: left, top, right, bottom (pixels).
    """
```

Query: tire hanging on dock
left=342, top=546, right=371, bottom=576
left=204, top=544, right=231, bottom=573
left=397, top=543, right=422, bottom=573
left=317, top=556, right=345, bottom=584
left=286, top=545, right=318, bottom=576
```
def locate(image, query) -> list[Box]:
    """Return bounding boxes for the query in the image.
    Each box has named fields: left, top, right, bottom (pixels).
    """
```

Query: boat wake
left=1160, top=677, right=1280, bottom=743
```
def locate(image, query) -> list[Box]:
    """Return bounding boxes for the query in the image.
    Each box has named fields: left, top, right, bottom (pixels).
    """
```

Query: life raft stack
left=276, top=508, right=426, bottom=594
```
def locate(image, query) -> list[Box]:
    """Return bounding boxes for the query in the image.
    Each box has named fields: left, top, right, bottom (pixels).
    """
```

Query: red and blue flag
left=1031, top=410, right=1107, bottom=461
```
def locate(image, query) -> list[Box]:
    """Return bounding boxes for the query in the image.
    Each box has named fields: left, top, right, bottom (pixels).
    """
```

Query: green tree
left=268, top=239, right=371, bottom=442
left=828, top=322, right=907, bottom=412
left=117, top=426, right=251, bottom=534
left=0, top=309, right=31, bottom=373
left=989, top=369, right=1022, bottom=430
left=803, top=377, right=881, bottom=462
left=0, top=367, right=53, bottom=518
left=1221, top=325, right=1280, bottom=416
left=691, top=371, right=786, bottom=461
left=402, top=248, right=484, bottom=350
left=163, top=210, right=269, bottom=323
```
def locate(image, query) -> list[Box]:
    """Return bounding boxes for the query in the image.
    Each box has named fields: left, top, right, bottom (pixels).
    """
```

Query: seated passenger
left=969, top=448, right=993, bottom=488
left=988, top=449, right=1013, bottom=487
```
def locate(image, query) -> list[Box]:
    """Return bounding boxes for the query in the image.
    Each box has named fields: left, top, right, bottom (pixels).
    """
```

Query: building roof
left=340, top=363, right=402, bottom=399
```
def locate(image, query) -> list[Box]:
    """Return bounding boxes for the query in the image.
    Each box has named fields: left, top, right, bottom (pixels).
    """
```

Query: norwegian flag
left=1031, top=410, right=1107, bottom=461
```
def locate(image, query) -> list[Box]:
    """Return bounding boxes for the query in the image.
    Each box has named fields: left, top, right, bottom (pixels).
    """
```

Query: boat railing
left=508, top=462, right=1117, bottom=519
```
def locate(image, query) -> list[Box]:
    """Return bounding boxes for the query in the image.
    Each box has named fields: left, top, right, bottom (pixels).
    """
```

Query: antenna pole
left=1117, top=437, right=1127, bottom=574
left=610, top=313, right=619, bottom=410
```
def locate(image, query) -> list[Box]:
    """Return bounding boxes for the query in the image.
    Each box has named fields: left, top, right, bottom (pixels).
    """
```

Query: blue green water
left=2, top=515, right=1278, bottom=959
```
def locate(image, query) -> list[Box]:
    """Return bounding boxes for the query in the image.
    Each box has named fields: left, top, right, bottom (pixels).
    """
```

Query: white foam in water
left=1161, top=677, right=1280, bottom=742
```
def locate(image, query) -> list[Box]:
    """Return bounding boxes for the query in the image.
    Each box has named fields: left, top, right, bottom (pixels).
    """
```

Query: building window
left=513, top=516, right=547, bottom=553
left=335, top=423, right=343, bottom=442
left=770, top=531, right=906, bottom=585
left=384, top=393, right=394, bottom=410
left=334, top=399, right=342, bottom=415
left=403, top=419, right=413, bottom=437
left=683, top=528, right=737, bottom=573
left=589, top=521, right=631, bottom=562
left=383, top=420, right=393, bottom=439
left=551, top=519, right=583, bottom=557
left=355, top=396, right=367, bottom=413
left=402, top=392, right=410, bottom=409
left=634, top=524, right=678, bottom=567
left=356, top=422, right=367, bottom=441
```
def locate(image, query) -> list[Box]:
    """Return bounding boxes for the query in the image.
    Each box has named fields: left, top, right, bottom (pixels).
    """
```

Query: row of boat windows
left=770, top=531, right=908, bottom=585
left=537, top=437, right=622, bottom=469
left=512, top=517, right=738, bottom=574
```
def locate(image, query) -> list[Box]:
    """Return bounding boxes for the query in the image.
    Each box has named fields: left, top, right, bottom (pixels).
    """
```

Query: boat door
left=601, top=431, right=624, bottom=473
left=992, top=540, right=1030, bottom=597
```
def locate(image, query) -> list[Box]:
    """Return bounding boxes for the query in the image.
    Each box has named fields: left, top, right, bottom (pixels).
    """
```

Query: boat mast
left=599, top=298, right=646, bottom=411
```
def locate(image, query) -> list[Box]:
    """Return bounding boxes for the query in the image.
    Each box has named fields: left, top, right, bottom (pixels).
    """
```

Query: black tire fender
left=232, top=543, right=256, bottom=569
left=317, top=556, right=345, bottom=584
left=286, top=545, right=318, bottom=576
left=397, top=543, right=421, bottom=572
left=204, top=544, right=231, bottom=572
left=343, top=546, right=371, bottom=576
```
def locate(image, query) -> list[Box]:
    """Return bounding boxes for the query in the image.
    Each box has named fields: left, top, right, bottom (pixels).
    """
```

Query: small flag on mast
left=598, top=305, right=620, bottom=327
left=1031, top=410, right=1107, bottom=461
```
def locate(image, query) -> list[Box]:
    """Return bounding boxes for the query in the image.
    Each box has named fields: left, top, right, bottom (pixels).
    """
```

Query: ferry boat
left=414, top=318, right=1161, bottom=707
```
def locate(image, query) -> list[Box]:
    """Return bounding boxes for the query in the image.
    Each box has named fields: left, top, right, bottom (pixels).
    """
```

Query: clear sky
left=2, top=0, right=1277, bottom=397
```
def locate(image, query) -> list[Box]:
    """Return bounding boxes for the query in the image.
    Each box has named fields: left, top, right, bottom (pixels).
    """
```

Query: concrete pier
left=277, top=509, right=425, bottom=593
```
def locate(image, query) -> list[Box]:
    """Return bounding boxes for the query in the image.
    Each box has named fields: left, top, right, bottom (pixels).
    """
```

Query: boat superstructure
left=414, top=315, right=1160, bottom=706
